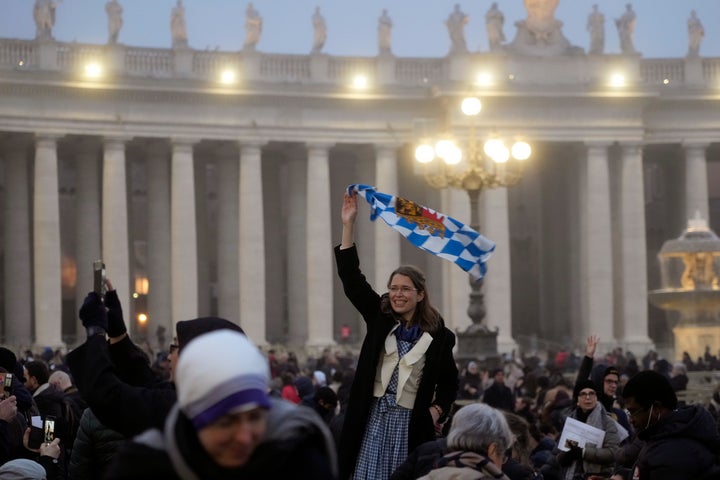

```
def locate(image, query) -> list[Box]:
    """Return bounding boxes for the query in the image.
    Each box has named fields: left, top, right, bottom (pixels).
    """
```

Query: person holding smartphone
left=67, top=274, right=247, bottom=439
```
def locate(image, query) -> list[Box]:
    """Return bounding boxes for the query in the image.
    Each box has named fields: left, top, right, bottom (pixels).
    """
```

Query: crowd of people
left=0, top=189, right=719, bottom=479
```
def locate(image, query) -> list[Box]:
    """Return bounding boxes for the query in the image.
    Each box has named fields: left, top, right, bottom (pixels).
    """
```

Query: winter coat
left=67, top=334, right=177, bottom=438
left=105, top=399, right=338, bottom=480
left=335, top=245, right=458, bottom=480
left=630, top=404, right=720, bottom=480
left=557, top=403, right=620, bottom=480
left=418, top=451, right=511, bottom=480
left=68, top=408, right=125, bottom=480
left=390, top=438, right=447, bottom=480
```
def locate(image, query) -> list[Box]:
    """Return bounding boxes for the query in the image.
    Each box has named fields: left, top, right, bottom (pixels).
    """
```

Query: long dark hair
left=380, top=265, right=442, bottom=334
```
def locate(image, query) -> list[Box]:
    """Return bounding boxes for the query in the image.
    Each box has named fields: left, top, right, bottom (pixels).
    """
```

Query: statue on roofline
left=34, top=0, right=61, bottom=40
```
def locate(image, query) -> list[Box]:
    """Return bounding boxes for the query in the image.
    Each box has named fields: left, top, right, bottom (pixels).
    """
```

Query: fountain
left=648, top=213, right=720, bottom=360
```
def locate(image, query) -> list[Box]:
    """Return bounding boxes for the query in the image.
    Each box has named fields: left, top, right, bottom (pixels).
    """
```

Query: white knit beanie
left=176, top=330, right=271, bottom=430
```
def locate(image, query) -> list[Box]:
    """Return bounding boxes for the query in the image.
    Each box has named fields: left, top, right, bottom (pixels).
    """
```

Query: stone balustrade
left=1, top=38, right=719, bottom=89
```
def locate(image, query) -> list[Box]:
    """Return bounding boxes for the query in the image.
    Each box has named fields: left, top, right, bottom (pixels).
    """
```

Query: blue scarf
left=395, top=323, right=421, bottom=343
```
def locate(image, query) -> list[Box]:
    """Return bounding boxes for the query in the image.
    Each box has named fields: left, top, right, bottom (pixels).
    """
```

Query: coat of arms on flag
left=349, top=184, right=495, bottom=281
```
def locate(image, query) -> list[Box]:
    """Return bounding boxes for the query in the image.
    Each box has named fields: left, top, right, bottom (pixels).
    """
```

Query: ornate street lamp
left=414, top=97, right=531, bottom=342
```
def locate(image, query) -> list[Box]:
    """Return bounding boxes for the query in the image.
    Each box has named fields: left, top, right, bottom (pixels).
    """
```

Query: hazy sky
left=1, top=0, right=717, bottom=59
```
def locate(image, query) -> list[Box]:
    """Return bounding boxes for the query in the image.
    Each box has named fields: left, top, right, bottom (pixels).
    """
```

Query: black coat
left=68, top=408, right=125, bottom=480
left=631, top=405, right=720, bottom=480
left=335, top=245, right=458, bottom=479
left=66, top=334, right=177, bottom=437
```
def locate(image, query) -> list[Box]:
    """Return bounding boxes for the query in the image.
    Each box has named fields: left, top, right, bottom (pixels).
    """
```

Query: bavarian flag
left=350, top=184, right=495, bottom=281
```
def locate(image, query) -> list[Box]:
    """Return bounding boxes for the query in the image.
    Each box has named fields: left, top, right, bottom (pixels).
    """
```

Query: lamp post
left=414, top=97, right=531, bottom=340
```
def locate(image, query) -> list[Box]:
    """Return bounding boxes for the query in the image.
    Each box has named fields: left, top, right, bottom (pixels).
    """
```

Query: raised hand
left=586, top=334, right=599, bottom=358
left=341, top=191, right=358, bottom=226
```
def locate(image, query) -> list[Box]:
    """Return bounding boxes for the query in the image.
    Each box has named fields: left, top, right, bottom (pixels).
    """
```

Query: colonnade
left=0, top=133, right=713, bottom=354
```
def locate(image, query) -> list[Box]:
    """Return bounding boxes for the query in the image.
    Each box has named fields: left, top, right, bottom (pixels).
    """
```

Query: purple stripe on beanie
left=191, top=389, right=272, bottom=430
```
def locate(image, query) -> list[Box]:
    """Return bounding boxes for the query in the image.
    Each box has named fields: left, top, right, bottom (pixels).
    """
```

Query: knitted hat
left=573, top=379, right=600, bottom=399
left=0, top=347, right=17, bottom=373
left=0, top=458, right=47, bottom=480
left=603, top=366, right=620, bottom=379
left=176, top=330, right=271, bottom=430
left=175, top=316, right=245, bottom=350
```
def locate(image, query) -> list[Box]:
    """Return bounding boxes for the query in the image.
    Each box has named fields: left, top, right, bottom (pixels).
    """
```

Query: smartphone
left=28, top=416, right=43, bottom=449
left=43, top=415, right=55, bottom=444
left=93, top=260, right=106, bottom=298
left=3, top=372, right=12, bottom=397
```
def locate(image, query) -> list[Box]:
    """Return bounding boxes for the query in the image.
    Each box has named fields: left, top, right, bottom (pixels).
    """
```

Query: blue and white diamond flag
left=349, top=184, right=495, bottom=281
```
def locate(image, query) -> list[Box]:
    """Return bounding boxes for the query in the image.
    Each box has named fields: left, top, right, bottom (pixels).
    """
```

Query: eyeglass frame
left=388, top=285, right=418, bottom=294
left=625, top=406, right=647, bottom=418
left=578, top=390, right=597, bottom=398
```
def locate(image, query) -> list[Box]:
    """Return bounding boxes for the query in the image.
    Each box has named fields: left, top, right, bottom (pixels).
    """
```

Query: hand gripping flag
left=350, top=184, right=495, bottom=281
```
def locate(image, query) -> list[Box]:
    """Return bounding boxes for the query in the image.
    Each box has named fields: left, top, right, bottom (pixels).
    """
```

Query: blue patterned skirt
left=352, top=339, right=416, bottom=480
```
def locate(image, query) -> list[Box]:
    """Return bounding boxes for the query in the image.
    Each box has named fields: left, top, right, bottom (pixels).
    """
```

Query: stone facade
left=0, top=34, right=718, bottom=357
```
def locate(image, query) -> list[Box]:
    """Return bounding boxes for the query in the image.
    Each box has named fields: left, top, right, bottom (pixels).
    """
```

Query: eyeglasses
left=389, top=286, right=418, bottom=294
left=604, top=379, right=619, bottom=385
left=578, top=391, right=597, bottom=398
left=169, top=343, right=179, bottom=354
left=625, top=406, right=646, bottom=418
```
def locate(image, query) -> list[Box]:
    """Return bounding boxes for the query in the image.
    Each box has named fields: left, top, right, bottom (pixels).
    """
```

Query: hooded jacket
left=631, top=404, right=720, bottom=480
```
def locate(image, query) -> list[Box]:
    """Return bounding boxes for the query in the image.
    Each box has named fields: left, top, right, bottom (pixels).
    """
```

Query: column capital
left=306, top=142, right=334, bottom=154
left=171, top=138, right=200, bottom=147
left=34, top=133, right=62, bottom=147
left=374, top=142, right=403, bottom=154
left=238, top=140, right=266, bottom=149
left=171, top=139, right=198, bottom=155
left=584, top=141, right=612, bottom=150
left=103, top=136, right=130, bottom=151
left=617, top=143, right=643, bottom=156
left=681, top=142, right=710, bottom=152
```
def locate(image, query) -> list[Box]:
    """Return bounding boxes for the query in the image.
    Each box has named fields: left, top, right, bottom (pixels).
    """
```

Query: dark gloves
left=104, top=289, right=127, bottom=337
left=558, top=443, right=583, bottom=466
left=79, top=292, right=107, bottom=336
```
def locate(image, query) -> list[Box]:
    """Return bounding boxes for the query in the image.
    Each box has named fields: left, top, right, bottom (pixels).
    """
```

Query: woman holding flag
left=335, top=188, right=459, bottom=480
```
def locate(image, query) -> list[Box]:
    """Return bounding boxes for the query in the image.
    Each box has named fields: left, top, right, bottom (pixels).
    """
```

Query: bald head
left=48, top=370, right=73, bottom=391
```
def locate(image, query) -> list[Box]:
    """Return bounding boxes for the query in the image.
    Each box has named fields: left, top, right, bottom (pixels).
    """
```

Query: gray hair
left=446, top=403, right=513, bottom=454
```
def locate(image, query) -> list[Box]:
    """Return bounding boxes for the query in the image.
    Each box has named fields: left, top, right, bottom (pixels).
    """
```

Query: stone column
left=482, top=187, right=517, bottom=353
left=102, top=138, right=132, bottom=324
left=238, top=143, right=266, bottom=344
left=684, top=143, right=710, bottom=222
left=216, top=149, right=239, bottom=323
left=3, top=140, right=32, bottom=345
left=146, top=143, right=172, bottom=343
left=616, top=144, right=654, bottom=352
left=171, top=140, right=198, bottom=327
left=374, top=144, right=401, bottom=289
left=33, top=135, right=63, bottom=348
left=74, top=141, right=101, bottom=338
left=306, top=144, right=335, bottom=347
left=286, top=155, right=308, bottom=346
left=582, top=144, right=614, bottom=343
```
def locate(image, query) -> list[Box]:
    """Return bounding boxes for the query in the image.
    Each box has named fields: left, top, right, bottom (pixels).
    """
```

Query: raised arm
left=340, top=190, right=357, bottom=249
left=576, top=334, right=599, bottom=385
